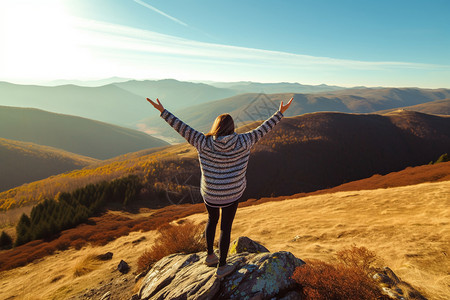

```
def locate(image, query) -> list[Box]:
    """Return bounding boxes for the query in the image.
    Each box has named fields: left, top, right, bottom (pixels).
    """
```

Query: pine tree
left=0, top=231, right=13, bottom=249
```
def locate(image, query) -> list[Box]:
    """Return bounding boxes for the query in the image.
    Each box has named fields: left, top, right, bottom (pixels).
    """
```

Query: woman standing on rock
left=146, top=97, right=292, bottom=278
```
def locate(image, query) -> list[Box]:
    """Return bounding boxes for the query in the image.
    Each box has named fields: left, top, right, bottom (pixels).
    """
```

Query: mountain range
left=0, top=106, right=168, bottom=160
left=0, top=79, right=344, bottom=128
left=141, top=87, right=450, bottom=143
left=1, top=109, right=448, bottom=211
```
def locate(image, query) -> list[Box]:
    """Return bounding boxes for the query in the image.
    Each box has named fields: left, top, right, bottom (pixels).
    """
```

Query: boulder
left=96, top=252, right=114, bottom=261
left=118, top=260, right=130, bottom=274
left=138, top=237, right=304, bottom=300
left=229, top=236, right=270, bottom=255
left=373, top=267, right=426, bottom=300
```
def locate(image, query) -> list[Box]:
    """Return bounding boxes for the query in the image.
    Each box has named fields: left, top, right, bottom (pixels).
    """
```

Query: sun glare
left=0, top=0, right=90, bottom=81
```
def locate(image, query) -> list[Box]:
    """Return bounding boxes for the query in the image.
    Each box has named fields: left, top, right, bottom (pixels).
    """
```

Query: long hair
left=205, top=113, right=235, bottom=137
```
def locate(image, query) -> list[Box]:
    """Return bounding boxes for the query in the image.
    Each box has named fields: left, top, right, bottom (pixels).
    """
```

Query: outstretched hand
left=279, top=97, right=293, bottom=114
left=146, top=98, right=165, bottom=113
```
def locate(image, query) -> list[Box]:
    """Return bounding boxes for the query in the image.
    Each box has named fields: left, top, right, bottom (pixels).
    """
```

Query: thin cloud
left=133, top=0, right=187, bottom=27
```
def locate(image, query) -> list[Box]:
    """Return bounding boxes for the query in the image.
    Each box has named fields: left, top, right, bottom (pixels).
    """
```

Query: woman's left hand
left=279, top=97, right=293, bottom=114
left=146, top=98, right=165, bottom=112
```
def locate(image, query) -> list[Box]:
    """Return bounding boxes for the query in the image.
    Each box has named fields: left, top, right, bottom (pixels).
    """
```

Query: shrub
left=293, top=245, right=387, bottom=300
left=137, top=220, right=205, bottom=272
left=292, top=260, right=384, bottom=300
left=0, top=231, right=13, bottom=249
left=336, top=245, right=378, bottom=273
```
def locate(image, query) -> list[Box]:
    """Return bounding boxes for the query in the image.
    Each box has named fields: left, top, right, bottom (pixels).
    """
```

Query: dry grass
left=186, top=181, right=450, bottom=300
left=72, top=253, right=103, bottom=277
left=137, top=220, right=205, bottom=272
left=0, top=180, right=448, bottom=299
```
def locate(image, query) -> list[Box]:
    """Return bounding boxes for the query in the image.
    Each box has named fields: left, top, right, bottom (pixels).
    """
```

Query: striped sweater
left=160, top=109, right=284, bottom=207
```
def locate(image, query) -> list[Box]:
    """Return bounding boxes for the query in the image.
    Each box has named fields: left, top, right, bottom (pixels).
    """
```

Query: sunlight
left=0, top=0, right=89, bottom=80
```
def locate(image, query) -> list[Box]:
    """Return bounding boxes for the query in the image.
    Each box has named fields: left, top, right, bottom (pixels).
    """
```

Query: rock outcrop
left=138, top=237, right=304, bottom=300
left=136, top=237, right=427, bottom=300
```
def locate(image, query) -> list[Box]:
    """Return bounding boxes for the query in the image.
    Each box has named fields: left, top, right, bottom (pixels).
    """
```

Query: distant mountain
left=0, top=80, right=238, bottom=128
left=2, top=110, right=449, bottom=211
left=142, top=87, right=450, bottom=143
left=375, top=99, right=450, bottom=115
left=0, top=138, right=99, bottom=192
left=46, top=77, right=132, bottom=87
left=114, top=79, right=237, bottom=108
left=0, top=106, right=168, bottom=160
left=0, top=81, right=148, bottom=127
left=207, top=81, right=345, bottom=94
left=0, top=79, right=348, bottom=130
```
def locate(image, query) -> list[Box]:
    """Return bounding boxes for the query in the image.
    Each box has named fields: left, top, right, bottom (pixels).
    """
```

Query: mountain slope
left=0, top=106, right=168, bottom=159
left=242, top=110, right=450, bottom=199
left=0, top=138, right=99, bottom=191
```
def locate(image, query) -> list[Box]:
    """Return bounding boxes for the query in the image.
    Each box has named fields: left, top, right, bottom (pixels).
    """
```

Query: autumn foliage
left=292, top=245, right=387, bottom=300
left=0, top=203, right=204, bottom=271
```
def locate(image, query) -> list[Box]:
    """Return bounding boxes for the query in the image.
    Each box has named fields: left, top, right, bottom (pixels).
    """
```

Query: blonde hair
left=205, top=114, right=235, bottom=137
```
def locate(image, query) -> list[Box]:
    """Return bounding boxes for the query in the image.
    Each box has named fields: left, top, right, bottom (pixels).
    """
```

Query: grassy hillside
left=376, top=98, right=450, bottom=115
left=0, top=138, right=99, bottom=191
left=1, top=110, right=448, bottom=212
left=1, top=177, right=448, bottom=299
left=0, top=106, right=168, bottom=160
left=143, top=87, right=450, bottom=143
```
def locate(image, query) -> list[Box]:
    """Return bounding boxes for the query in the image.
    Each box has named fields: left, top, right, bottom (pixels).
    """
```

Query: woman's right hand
left=146, top=98, right=165, bottom=113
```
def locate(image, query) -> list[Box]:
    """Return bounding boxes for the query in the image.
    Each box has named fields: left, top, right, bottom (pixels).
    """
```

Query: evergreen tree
left=0, top=231, right=13, bottom=249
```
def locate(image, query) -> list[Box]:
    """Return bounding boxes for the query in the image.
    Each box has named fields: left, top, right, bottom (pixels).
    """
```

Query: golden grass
left=186, top=181, right=450, bottom=300
left=0, top=181, right=448, bottom=299
left=72, top=252, right=103, bottom=277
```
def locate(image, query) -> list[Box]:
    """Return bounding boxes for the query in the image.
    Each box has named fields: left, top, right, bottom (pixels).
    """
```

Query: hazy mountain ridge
left=0, top=138, right=100, bottom=192
left=0, top=81, right=149, bottom=127
left=114, top=79, right=237, bottom=108
left=207, top=81, right=346, bottom=94
left=375, top=98, right=450, bottom=115
left=0, top=106, right=168, bottom=160
left=143, top=87, right=450, bottom=143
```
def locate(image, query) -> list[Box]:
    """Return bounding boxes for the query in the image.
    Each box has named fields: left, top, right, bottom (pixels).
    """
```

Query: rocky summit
left=137, top=237, right=305, bottom=300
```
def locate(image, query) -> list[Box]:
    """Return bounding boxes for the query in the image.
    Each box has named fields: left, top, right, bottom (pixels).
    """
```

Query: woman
left=147, top=97, right=293, bottom=278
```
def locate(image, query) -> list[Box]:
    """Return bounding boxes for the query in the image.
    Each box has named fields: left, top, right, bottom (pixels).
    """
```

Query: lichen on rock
left=138, top=237, right=304, bottom=300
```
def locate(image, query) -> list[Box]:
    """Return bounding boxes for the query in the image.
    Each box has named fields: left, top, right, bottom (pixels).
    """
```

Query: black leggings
left=205, top=201, right=239, bottom=267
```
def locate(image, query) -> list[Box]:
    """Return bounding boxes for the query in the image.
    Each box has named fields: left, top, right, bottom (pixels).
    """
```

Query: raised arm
left=146, top=98, right=205, bottom=149
left=241, top=98, right=293, bottom=149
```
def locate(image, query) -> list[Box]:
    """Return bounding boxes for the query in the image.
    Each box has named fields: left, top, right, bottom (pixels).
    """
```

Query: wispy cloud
left=2, top=15, right=449, bottom=87
left=133, top=0, right=187, bottom=27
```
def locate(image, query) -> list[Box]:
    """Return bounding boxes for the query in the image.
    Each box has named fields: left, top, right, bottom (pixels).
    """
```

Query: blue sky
left=0, top=0, right=449, bottom=87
